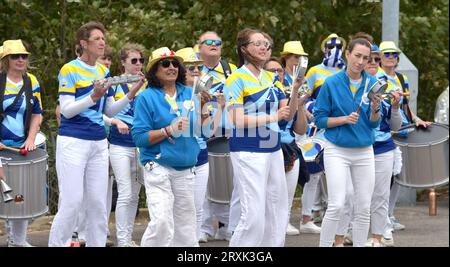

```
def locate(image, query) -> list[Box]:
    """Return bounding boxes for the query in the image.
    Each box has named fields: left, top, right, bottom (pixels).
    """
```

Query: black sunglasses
left=10, top=54, right=29, bottom=60
left=185, top=64, right=204, bottom=71
left=369, top=57, right=381, bottom=63
left=159, top=59, right=180, bottom=68
left=325, top=43, right=343, bottom=50
left=130, top=58, right=144, bottom=64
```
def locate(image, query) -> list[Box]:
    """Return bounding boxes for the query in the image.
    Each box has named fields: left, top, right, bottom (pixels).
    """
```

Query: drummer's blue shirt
left=108, top=82, right=145, bottom=147
left=224, top=66, right=286, bottom=152
left=373, top=96, right=397, bottom=155
left=58, top=59, right=113, bottom=140
left=314, top=69, right=380, bottom=148
left=1, top=73, right=43, bottom=147
left=132, top=83, right=200, bottom=170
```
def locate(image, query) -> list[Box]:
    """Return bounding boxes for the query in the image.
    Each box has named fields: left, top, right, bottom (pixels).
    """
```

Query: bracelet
left=160, top=127, right=168, bottom=137
left=164, top=126, right=175, bottom=144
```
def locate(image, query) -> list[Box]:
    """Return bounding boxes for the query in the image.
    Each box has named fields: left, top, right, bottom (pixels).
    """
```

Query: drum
left=34, top=131, right=47, bottom=150
left=297, top=130, right=326, bottom=174
left=393, top=123, right=449, bottom=188
left=0, top=148, right=49, bottom=220
left=206, top=137, right=233, bottom=204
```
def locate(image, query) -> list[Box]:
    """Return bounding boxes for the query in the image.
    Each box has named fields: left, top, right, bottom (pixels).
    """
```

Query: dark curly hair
left=145, top=58, right=186, bottom=88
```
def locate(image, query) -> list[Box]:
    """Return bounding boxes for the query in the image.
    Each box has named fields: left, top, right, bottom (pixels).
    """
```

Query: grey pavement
left=0, top=200, right=447, bottom=247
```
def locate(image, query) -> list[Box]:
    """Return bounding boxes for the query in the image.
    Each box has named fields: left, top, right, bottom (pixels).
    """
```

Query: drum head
left=207, top=137, right=230, bottom=154
left=0, top=148, right=48, bottom=162
left=393, top=123, right=449, bottom=145
left=297, top=138, right=325, bottom=161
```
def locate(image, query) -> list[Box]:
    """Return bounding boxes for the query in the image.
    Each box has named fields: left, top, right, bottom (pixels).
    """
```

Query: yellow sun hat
left=1, top=39, right=30, bottom=59
left=175, top=47, right=203, bottom=65
left=280, top=41, right=308, bottom=57
left=321, top=33, right=346, bottom=53
left=146, top=47, right=184, bottom=72
left=379, top=41, right=402, bottom=54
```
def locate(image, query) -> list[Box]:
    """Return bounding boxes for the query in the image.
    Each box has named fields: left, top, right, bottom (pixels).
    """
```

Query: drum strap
left=220, top=58, right=232, bottom=80
left=395, top=72, right=414, bottom=123
left=0, top=73, right=33, bottom=141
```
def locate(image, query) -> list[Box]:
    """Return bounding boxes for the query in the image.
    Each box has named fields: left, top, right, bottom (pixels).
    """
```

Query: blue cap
left=371, top=44, right=380, bottom=52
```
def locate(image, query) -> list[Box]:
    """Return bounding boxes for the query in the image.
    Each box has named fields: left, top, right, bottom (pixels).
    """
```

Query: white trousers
left=6, top=220, right=28, bottom=245
left=140, top=163, right=197, bottom=247
left=49, top=136, right=109, bottom=247
left=201, top=200, right=230, bottom=236
left=336, top=176, right=354, bottom=236
left=109, top=144, right=141, bottom=246
left=193, top=162, right=209, bottom=239
left=301, top=172, right=323, bottom=217
left=228, top=174, right=240, bottom=233
left=229, top=150, right=288, bottom=247
left=371, top=150, right=395, bottom=235
left=286, top=159, right=300, bottom=219
left=74, top=174, right=113, bottom=241
left=319, top=142, right=375, bottom=247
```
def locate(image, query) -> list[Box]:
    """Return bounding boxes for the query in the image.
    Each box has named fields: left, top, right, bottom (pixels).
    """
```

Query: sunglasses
left=247, top=40, right=271, bottom=49
left=325, top=43, right=343, bottom=50
left=369, top=57, right=381, bottom=63
left=383, top=52, right=399, bottom=58
left=130, top=58, right=144, bottom=65
left=159, top=59, right=180, bottom=68
left=201, top=39, right=222, bottom=46
left=185, top=64, right=204, bottom=71
left=266, top=68, right=284, bottom=73
left=10, top=54, right=29, bottom=60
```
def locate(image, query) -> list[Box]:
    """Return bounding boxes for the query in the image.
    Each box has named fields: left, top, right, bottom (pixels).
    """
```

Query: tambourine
left=367, top=79, right=388, bottom=101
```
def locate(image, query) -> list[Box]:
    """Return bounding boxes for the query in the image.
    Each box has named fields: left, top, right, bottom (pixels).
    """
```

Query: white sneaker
left=381, top=236, right=395, bottom=247
left=286, top=223, right=300, bottom=236
left=299, top=221, right=321, bottom=234
left=214, top=227, right=231, bottom=241
left=390, top=216, right=405, bottom=231
left=198, top=232, right=213, bottom=243
left=365, top=238, right=384, bottom=247
left=126, top=241, right=140, bottom=247
left=8, top=240, right=34, bottom=247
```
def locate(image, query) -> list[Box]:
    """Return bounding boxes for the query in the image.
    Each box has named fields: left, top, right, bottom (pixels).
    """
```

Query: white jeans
left=286, top=159, right=300, bottom=220
left=109, top=144, right=141, bottom=246
left=371, top=150, right=395, bottom=235
left=141, top=163, right=197, bottom=247
left=49, top=136, right=109, bottom=247
left=319, top=142, right=375, bottom=247
left=336, top=176, right=354, bottom=236
left=229, top=150, right=288, bottom=247
left=193, top=162, right=209, bottom=239
left=301, top=172, right=323, bottom=217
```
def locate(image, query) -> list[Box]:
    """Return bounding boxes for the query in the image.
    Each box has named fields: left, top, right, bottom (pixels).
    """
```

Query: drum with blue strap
left=297, top=129, right=326, bottom=174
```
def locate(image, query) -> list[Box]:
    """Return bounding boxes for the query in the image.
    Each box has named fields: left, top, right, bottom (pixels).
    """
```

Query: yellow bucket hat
left=321, top=33, right=346, bottom=53
left=1, top=39, right=30, bottom=59
left=379, top=41, right=401, bottom=54
left=0, top=46, right=3, bottom=59
left=146, top=47, right=183, bottom=72
left=175, top=47, right=203, bottom=64
left=280, top=41, right=308, bottom=57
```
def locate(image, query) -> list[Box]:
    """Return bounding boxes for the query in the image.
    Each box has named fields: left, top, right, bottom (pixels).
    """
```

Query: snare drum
left=206, top=137, right=233, bottom=204
left=34, top=131, right=47, bottom=150
left=0, top=148, right=49, bottom=220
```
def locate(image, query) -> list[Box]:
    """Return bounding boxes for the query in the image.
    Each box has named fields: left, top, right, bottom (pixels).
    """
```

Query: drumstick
left=311, top=126, right=318, bottom=140
left=2, top=146, right=27, bottom=155
left=356, top=78, right=371, bottom=114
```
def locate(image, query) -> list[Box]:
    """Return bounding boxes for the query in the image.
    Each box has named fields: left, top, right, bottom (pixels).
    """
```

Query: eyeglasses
left=266, top=68, right=284, bottom=73
left=10, top=54, right=29, bottom=60
left=130, top=58, right=145, bottom=65
left=368, top=57, right=381, bottom=63
left=383, top=52, right=399, bottom=58
left=159, top=59, right=180, bottom=68
left=185, top=64, right=204, bottom=71
left=325, top=43, right=343, bottom=50
left=201, top=39, right=222, bottom=46
left=247, top=40, right=271, bottom=49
